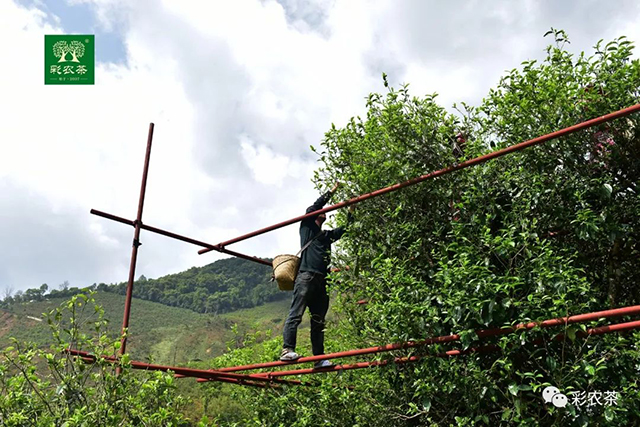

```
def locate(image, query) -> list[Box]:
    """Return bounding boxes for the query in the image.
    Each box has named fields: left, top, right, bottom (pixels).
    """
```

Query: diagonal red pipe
left=82, top=358, right=274, bottom=388
left=216, top=304, right=640, bottom=373
left=195, top=377, right=274, bottom=388
left=253, top=345, right=501, bottom=378
left=68, top=319, right=640, bottom=384
left=90, top=209, right=271, bottom=267
left=199, top=103, right=640, bottom=253
left=251, top=319, right=640, bottom=378
left=65, top=349, right=303, bottom=386
left=200, top=376, right=273, bottom=388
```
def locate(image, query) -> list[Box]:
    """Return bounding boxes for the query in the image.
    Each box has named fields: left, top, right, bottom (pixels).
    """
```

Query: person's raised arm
left=305, top=182, right=341, bottom=214
left=327, top=205, right=354, bottom=242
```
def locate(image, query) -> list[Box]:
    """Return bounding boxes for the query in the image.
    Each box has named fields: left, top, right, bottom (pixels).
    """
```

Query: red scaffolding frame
left=79, top=103, right=640, bottom=385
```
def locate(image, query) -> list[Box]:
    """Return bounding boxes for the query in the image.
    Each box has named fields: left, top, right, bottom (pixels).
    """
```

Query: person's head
left=315, top=213, right=327, bottom=227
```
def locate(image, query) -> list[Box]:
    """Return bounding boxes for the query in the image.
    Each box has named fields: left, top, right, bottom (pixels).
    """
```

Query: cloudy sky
left=1, top=0, right=639, bottom=293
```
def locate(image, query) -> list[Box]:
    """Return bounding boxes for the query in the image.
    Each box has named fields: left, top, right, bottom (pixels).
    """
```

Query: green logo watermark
left=44, top=35, right=94, bottom=85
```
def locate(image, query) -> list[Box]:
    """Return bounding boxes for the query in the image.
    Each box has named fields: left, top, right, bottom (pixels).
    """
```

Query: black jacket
left=298, top=192, right=350, bottom=275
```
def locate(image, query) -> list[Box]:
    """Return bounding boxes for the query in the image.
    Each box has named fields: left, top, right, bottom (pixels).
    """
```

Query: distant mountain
left=101, top=257, right=284, bottom=314
left=1, top=257, right=285, bottom=315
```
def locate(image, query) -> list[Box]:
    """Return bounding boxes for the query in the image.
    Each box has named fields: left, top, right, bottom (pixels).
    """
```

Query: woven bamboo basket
left=272, top=254, right=300, bottom=291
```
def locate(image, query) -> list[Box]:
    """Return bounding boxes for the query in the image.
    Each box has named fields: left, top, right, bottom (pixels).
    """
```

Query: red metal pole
left=66, top=348, right=304, bottom=386
left=118, top=123, right=154, bottom=371
left=573, top=319, right=640, bottom=338
left=79, top=353, right=271, bottom=387
left=199, top=377, right=275, bottom=388
left=126, top=359, right=305, bottom=385
left=263, top=344, right=501, bottom=377
left=199, top=103, right=640, bottom=253
left=217, top=303, right=640, bottom=373
left=90, top=209, right=271, bottom=267
left=68, top=319, right=640, bottom=384
left=437, top=319, right=640, bottom=358
left=196, top=376, right=273, bottom=388
left=252, top=319, right=640, bottom=378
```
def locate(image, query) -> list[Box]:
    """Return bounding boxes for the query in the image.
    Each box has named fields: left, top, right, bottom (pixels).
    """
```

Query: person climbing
left=280, top=182, right=353, bottom=368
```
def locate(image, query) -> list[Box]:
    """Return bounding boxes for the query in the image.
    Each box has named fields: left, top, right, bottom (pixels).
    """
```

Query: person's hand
left=330, top=182, right=341, bottom=193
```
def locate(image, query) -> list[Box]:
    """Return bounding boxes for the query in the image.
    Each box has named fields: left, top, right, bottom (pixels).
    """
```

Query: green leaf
left=459, top=329, right=477, bottom=350
left=605, top=406, right=615, bottom=422
left=422, top=397, right=431, bottom=412
left=502, top=408, right=512, bottom=421
left=508, top=383, right=519, bottom=396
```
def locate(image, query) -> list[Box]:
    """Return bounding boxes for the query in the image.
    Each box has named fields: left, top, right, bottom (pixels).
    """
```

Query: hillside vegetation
left=2, top=257, right=284, bottom=315
left=0, top=292, right=319, bottom=424
left=103, top=257, right=283, bottom=314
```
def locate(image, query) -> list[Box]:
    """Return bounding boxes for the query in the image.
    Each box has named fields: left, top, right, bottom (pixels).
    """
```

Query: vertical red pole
left=118, top=123, right=154, bottom=371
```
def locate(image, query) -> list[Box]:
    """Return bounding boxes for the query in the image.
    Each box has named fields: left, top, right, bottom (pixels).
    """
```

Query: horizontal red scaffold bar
left=68, top=319, right=640, bottom=385
left=78, top=355, right=271, bottom=388
left=241, top=319, right=640, bottom=379
left=199, top=103, right=640, bottom=253
left=90, top=209, right=271, bottom=267
left=215, top=303, right=640, bottom=373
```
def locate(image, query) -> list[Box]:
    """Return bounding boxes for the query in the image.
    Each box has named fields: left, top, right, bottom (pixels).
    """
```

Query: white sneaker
left=280, top=348, right=300, bottom=361
left=313, top=359, right=334, bottom=369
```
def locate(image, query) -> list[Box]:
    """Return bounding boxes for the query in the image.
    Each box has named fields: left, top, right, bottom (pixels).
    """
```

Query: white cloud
left=241, top=136, right=296, bottom=186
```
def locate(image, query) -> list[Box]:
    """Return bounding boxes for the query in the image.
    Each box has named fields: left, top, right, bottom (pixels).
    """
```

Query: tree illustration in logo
left=53, top=41, right=69, bottom=62
left=68, top=41, right=85, bottom=62
left=53, top=40, right=85, bottom=63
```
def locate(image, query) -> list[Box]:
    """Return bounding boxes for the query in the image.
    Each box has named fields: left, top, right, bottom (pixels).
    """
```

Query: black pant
left=282, top=271, right=329, bottom=355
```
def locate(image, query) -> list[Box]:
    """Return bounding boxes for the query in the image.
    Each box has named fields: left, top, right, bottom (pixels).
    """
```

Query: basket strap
left=271, top=232, right=323, bottom=275
left=295, top=231, right=323, bottom=258
left=273, top=256, right=297, bottom=271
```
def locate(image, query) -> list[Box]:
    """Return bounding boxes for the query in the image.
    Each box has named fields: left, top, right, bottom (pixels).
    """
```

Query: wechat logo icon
left=543, top=386, right=568, bottom=408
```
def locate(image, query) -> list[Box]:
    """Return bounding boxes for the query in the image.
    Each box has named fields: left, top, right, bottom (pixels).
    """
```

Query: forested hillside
left=1, top=257, right=283, bottom=315
left=102, top=257, right=281, bottom=314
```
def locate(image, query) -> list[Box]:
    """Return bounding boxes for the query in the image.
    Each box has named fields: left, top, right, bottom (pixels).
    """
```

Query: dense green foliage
left=209, top=31, right=640, bottom=426
left=1, top=257, right=282, bottom=315
left=0, top=294, right=189, bottom=426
